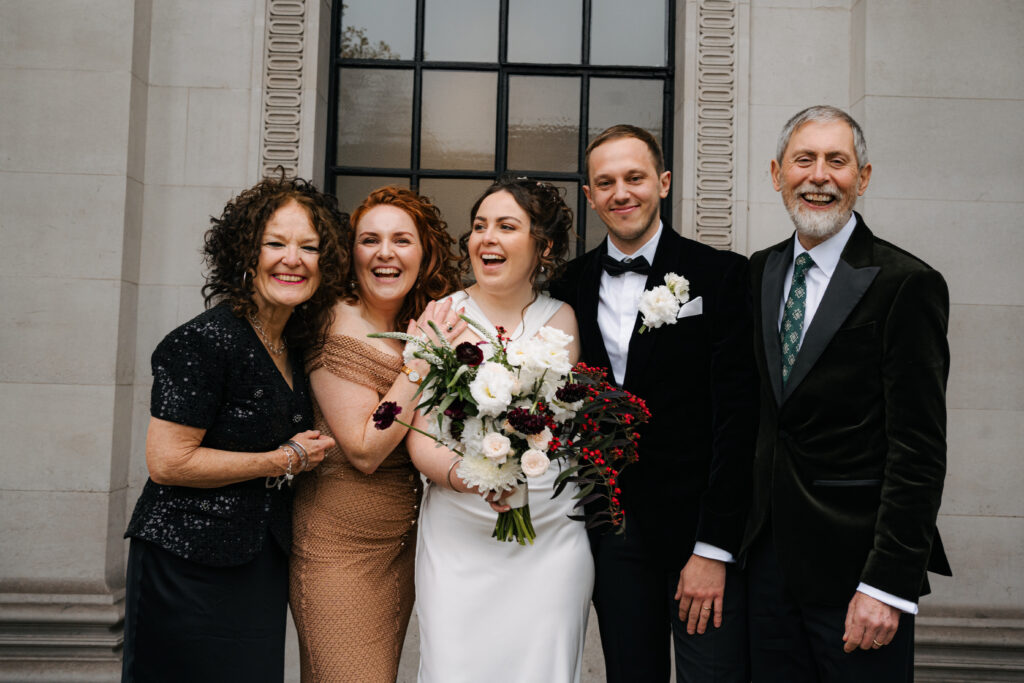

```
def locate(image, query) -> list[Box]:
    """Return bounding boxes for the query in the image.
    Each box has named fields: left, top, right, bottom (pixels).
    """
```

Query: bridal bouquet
left=371, top=316, right=648, bottom=544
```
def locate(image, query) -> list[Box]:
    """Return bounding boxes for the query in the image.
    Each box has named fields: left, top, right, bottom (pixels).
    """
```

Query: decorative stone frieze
left=261, top=0, right=307, bottom=178
left=694, top=0, right=736, bottom=249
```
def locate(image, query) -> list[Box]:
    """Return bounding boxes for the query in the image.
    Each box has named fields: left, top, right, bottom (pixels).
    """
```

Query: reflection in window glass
left=508, top=0, right=581, bottom=64
left=421, top=71, right=497, bottom=171
left=424, top=0, right=498, bottom=62
left=340, top=0, right=414, bottom=59
left=336, top=176, right=409, bottom=214
left=508, top=76, right=580, bottom=173
left=419, top=178, right=494, bottom=244
left=590, top=0, right=666, bottom=66
left=337, top=69, right=413, bottom=168
left=588, top=78, right=663, bottom=145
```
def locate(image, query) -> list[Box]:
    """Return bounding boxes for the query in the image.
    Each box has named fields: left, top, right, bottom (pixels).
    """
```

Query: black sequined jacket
left=125, top=303, right=314, bottom=567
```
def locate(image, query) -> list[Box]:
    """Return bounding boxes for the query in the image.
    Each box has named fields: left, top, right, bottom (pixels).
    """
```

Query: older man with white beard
left=740, top=106, right=952, bottom=682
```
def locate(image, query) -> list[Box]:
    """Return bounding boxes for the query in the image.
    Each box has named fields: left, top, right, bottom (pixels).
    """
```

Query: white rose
left=536, top=325, right=573, bottom=349
left=469, top=362, right=516, bottom=416
left=526, top=427, right=553, bottom=452
left=664, top=273, right=690, bottom=303
left=520, top=449, right=550, bottom=477
left=481, top=432, right=512, bottom=463
left=638, top=285, right=680, bottom=329
left=460, top=416, right=486, bottom=456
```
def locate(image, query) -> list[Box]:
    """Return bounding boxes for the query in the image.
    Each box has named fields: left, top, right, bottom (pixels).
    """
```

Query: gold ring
left=701, top=606, right=711, bottom=612
left=872, top=639, right=882, bottom=648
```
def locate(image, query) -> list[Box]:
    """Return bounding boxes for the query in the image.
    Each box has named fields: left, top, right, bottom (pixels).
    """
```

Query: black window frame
left=326, top=0, right=675, bottom=254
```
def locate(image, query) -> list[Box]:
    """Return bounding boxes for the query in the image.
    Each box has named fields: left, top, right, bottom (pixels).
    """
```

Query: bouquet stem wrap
left=492, top=483, right=534, bottom=545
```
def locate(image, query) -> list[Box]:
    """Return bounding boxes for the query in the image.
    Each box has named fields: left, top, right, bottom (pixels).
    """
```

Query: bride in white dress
left=408, top=179, right=595, bottom=683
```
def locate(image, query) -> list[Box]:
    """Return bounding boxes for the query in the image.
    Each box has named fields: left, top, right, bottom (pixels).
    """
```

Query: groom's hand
left=674, top=554, right=726, bottom=634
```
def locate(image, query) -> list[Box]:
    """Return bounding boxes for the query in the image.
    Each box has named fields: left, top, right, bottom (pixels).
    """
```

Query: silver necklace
left=248, top=313, right=287, bottom=356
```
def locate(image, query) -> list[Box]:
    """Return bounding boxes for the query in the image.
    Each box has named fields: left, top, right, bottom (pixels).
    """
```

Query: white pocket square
left=677, top=296, right=703, bottom=319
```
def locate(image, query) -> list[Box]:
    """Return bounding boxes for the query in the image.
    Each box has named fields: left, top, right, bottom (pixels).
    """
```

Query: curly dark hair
left=345, top=186, right=462, bottom=330
left=458, top=176, right=574, bottom=289
left=201, top=174, right=348, bottom=352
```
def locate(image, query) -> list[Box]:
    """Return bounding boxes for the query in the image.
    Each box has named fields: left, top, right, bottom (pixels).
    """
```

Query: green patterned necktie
left=780, top=252, right=815, bottom=384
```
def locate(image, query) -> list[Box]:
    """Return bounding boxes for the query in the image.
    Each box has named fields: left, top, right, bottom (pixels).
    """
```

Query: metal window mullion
left=325, top=3, right=344, bottom=194
left=576, top=0, right=593, bottom=255
left=410, top=0, right=427, bottom=191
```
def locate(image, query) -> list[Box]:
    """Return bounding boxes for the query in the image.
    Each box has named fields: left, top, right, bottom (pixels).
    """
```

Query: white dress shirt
left=598, top=224, right=733, bottom=565
left=777, top=214, right=918, bottom=614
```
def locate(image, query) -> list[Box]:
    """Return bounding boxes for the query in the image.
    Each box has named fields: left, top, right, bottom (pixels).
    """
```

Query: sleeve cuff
left=693, top=542, right=736, bottom=564
left=856, top=583, right=919, bottom=615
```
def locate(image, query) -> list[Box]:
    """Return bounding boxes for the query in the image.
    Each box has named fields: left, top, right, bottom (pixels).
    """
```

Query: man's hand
left=674, top=554, right=726, bottom=634
left=842, top=591, right=901, bottom=653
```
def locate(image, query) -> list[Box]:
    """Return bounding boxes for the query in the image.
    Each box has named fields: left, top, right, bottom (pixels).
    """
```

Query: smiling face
left=584, top=136, right=671, bottom=254
left=772, top=119, right=872, bottom=249
left=352, top=204, right=424, bottom=307
left=468, top=190, right=539, bottom=295
left=252, top=199, right=322, bottom=317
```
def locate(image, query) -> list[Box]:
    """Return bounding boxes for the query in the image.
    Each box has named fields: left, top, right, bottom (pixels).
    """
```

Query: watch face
left=408, top=369, right=421, bottom=382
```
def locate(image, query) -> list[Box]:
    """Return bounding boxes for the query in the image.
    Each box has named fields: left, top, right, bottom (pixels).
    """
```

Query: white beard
left=783, top=182, right=856, bottom=241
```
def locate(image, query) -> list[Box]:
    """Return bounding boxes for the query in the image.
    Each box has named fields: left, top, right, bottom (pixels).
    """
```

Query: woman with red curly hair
left=290, top=186, right=462, bottom=681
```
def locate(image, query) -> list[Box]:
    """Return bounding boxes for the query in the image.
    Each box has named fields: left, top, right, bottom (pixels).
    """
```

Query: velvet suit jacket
left=551, top=227, right=758, bottom=571
left=741, top=213, right=952, bottom=606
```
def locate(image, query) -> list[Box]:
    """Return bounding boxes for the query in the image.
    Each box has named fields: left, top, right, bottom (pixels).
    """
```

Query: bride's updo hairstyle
left=460, top=176, right=574, bottom=289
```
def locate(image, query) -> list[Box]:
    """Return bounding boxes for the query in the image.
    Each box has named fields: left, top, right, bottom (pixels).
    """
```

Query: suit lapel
left=761, top=243, right=791, bottom=406
left=578, top=242, right=613, bottom=371
left=623, top=229, right=681, bottom=387
left=782, top=218, right=880, bottom=401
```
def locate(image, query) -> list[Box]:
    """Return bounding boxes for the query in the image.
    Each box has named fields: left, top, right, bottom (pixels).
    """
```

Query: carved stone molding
left=915, top=616, right=1024, bottom=681
left=694, top=0, right=737, bottom=249
left=260, top=0, right=307, bottom=178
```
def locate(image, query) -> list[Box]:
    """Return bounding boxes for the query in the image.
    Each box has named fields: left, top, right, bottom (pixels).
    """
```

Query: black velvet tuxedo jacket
left=741, top=213, right=952, bottom=606
left=551, top=227, right=758, bottom=571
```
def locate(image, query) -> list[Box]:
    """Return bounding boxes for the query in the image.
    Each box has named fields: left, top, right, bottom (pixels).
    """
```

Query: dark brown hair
left=201, top=174, right=348, bottom=352
left=459, top=176, right=573, bottom=289
left=584, top=124, right=665, bottom=183
left=346, top=186, right=462, bottom=330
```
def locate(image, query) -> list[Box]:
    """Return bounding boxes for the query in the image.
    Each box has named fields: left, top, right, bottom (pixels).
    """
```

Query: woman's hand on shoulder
left=409, top=297, right=468, bottom=345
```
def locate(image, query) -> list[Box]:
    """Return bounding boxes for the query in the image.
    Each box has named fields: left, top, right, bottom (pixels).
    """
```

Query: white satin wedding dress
left=414, top=291, right=594, bottom=683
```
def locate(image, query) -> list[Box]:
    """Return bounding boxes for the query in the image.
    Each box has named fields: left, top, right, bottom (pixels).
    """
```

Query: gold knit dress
left=290, top=335, right=422, bottom=682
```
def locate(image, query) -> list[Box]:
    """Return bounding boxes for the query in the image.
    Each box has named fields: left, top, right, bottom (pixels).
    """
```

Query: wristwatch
left=401, top=365, right=422, bottom=384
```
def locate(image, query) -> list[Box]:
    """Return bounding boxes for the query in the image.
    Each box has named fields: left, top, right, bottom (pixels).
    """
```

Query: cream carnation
left=638, top=285, right=681, bottom=330
left=520, top=449, right=550, bottom=477
left=664, top=273, right=691, bottom=303
left=481, top=432, right=512, bottom=463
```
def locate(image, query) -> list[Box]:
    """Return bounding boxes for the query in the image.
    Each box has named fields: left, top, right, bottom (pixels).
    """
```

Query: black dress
left=122, top=303, right=314, bottom=682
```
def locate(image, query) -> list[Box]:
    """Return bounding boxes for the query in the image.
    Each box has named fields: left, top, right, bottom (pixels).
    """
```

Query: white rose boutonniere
left=638, top=273, right=690, bottom=334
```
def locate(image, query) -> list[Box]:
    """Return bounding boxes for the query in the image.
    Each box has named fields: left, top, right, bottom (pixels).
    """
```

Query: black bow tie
left=602, top=254, right=652, bottom=277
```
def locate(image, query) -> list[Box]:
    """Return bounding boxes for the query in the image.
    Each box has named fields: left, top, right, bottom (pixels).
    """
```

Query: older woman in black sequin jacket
left=122, top=176, right=347, bottom=682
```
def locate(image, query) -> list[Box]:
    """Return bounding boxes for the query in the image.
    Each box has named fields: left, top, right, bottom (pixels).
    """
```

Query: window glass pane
left=424, top=0, right=498, bottom=62
left=588, top=78, right=663, bottom=145
left=420, top=178, right=494, bottom=244
left=507, top=0, right=581, bottom=64
left=340, top=0, right=413, bottom=60
left=335, top=175, right=409, bottom=214
left=507, top=76, right=580, bottom=173
left=421, top=71, right=497, bottom=171
left=337, top=68, right=413, bottom=168
left=549, top=179, right=580, bottom=242
left=590, top=0, right=666, bottom=66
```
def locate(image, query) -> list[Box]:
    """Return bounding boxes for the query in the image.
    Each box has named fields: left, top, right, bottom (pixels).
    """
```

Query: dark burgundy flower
left=507, top=407, right=547, bottom=435
left=372, top=401, right=402, bottom=430
left=555, top=382, right=587, bottom=403
left=455, top=341, right=484, bottom=366
left=444, top=400, right=467, bottom=420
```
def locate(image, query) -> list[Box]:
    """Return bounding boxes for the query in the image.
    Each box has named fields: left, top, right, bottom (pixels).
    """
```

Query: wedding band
left=872, top=639, right=882, bottom=648
left=701, top=606, right=711, bottom=612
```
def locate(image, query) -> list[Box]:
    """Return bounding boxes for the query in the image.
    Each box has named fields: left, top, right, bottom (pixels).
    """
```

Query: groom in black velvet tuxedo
left=741, top=106, right=951, bottom=682
left=550, top=125, right=758, bottom=682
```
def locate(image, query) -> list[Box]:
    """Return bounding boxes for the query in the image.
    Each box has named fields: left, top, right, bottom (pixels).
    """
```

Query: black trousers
left=592, top=528, right=749, bottom=683
left=122, top=537, right=288, bottom=683
left=747, top=530, right=915, bottom=683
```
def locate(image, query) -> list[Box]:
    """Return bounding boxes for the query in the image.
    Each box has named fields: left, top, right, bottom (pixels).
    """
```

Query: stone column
left=0, top=1, right=151, bottom=679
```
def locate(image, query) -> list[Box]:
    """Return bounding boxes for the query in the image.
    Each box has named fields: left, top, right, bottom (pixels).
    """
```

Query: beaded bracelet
left=265, top=444, right=296, bottom=490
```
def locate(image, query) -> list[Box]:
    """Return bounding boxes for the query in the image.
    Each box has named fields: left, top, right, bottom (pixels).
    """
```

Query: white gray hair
left=776, top=105, right=869, bottom=170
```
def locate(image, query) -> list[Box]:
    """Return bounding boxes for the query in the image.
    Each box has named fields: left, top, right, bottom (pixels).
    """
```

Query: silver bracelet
left=266, top=444, right=296, bottom=490
left=287, top=439, right=309, bottom=471
left=446, top=457, right=462, bottom=490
